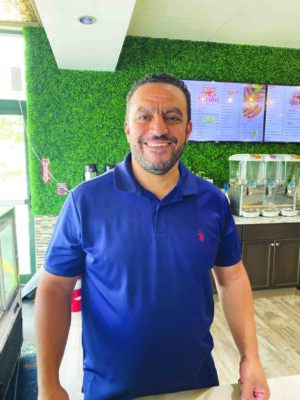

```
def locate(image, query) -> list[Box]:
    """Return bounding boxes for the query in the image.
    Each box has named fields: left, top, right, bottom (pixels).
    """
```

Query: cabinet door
left=242, top=240, right=273, bottom=289
left=272, top=239, right=300, bottom=288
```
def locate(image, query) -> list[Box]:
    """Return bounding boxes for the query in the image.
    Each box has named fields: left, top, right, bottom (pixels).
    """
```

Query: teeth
left=146, top=142, right=169, bottom=147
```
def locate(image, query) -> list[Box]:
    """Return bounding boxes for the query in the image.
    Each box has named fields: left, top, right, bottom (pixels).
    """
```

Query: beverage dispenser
left=229, top=154, right=266, bottom=217
left=229, top=154, right=300, bottom=217
left=262, top=154, right=285, bottom=216
left=270, top=154, right=300, bottom=215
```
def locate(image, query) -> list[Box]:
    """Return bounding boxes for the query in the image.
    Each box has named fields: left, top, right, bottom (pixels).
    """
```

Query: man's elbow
left=212, top=261, right=249, bottom=289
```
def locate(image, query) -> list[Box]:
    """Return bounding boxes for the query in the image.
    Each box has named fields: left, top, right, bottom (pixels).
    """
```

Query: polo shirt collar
left=113, top=154, right=139, bottom=193
left=114, top=153, right=199, bottom=197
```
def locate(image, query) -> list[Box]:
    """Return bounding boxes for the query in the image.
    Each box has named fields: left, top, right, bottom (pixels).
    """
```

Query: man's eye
left=137, top=115, right=150, bottom=121
left=166, top=115, right=181, bottom=122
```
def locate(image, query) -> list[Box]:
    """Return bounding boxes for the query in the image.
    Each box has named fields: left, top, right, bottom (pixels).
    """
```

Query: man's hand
left=238, top=357, right=270, bottom=400
left=38, top=384, right=70, bottom=400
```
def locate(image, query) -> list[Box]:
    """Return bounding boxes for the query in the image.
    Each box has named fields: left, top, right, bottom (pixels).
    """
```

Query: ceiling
left=1, top=0, right=300, bottom=71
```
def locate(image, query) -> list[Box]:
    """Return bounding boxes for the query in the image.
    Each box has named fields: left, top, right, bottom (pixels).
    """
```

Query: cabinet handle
left=275, top=242, right=280, bottom=247
left=270, top=243, right=275, bottom=247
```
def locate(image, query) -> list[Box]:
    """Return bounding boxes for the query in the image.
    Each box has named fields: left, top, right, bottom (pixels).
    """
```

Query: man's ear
left=124, top=121, right=130, bottom=142
left=185, top=121, right=193, bottom=142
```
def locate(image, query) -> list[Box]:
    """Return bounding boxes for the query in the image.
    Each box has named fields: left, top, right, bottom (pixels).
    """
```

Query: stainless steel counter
left=234, top=212, right=300, bottom=225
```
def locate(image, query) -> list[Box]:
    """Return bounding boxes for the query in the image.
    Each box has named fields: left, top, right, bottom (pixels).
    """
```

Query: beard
left=131, top=134, right=187, bottom=175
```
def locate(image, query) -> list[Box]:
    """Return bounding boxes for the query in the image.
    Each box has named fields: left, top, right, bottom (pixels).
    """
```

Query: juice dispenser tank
left=272, top=154, right=300, bottom=215
left=228, top=154, right=300, bottom=217
left=228, top=154, right=266, bottom=217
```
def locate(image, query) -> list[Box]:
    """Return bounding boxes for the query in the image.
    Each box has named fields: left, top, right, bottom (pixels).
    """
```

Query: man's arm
left=35, top=269, right=78, bottom=400
left=212, top=261, right=270, bottom=400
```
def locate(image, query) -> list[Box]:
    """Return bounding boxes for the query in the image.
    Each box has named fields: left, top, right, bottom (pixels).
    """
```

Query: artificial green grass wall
left=23, top=27, right=299, bottom=215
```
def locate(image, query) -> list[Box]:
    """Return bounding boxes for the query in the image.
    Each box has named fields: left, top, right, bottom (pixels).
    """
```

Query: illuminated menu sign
left=183, top=80, right=266, bottom=142
left=264, top=85, right=300, bottom=142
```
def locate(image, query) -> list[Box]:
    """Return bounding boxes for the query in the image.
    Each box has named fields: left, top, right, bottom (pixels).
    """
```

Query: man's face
left=125, top=83, right=192, bottom=175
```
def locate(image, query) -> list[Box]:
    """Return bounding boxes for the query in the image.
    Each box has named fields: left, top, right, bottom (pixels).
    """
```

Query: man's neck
left=131, top=160, right=180, bottom=200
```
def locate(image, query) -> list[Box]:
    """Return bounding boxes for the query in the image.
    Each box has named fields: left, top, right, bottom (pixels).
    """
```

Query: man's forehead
left=131, top=83, right=186, bottom=104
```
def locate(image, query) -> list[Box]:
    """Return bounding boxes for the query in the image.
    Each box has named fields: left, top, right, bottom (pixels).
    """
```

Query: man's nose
left=150, top=115, right=168, bottom=135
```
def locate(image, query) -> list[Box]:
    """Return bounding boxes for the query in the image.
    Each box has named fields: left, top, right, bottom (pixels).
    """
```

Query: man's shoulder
left=72, top=170, right=115, bottom=198
left=188, top=172, right=225, bottom=198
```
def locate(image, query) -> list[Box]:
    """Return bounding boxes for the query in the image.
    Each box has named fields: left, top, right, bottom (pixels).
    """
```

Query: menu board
left=264, top=85, right=300, bottom=142
left=183, top=80, right=266, bottom=142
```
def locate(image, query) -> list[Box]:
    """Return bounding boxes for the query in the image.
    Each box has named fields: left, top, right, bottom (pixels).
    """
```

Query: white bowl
left=280, top=208, right=299, bottom=217
left=261, top=208, right=280, bottom=217
left=242, top=208, right=260, bottom=218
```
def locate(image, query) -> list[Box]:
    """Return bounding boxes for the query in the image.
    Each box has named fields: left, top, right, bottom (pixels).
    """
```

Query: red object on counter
left=71, top=276, right=82, bottom=312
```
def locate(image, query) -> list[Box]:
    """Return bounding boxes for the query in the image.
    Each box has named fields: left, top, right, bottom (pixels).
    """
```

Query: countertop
left=234, top=212, right=300, bottom=225
left=61, top=314, right=300, bottom=400
left=136, top=374, right=300, bottom=400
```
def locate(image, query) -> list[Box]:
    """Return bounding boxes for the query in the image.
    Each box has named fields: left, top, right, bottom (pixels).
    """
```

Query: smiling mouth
left=145, top=141, right=170, bottom=148
left=143, top=135, right=177, bottom=148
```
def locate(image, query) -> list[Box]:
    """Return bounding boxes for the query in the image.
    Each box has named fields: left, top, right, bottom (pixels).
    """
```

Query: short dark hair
left=126, top=73, right=191, bottom=122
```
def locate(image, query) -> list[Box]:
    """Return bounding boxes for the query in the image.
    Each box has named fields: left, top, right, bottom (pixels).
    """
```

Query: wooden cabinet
left=211, top=222, right=300, bottom=291
left=242, top=223, right=300, bottom=290
left=272, top=239, right=300, bottom=288
left=242, top=239, right=272, bottom=289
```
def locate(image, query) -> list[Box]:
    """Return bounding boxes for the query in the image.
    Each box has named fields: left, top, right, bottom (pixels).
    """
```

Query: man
left=35, top=73, right=270, bottom=400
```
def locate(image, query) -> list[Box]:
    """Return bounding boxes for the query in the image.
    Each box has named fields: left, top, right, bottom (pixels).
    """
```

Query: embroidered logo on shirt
left=197, top=231, right=205, bottom=242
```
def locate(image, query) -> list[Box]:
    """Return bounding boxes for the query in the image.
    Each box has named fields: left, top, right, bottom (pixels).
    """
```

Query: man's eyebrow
left=135, top=106, right=183, bottom=116
left=135, top=106, right=152, bottom=113
left=165, top=107, right=183, bottom=116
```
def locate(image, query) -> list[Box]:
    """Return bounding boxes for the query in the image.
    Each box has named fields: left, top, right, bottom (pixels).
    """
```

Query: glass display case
left=0, top=207, right=23, bottom=400
left=0, top=209, right=19, bottom=316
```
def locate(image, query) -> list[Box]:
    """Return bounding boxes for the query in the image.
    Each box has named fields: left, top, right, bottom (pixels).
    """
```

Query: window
left=0, top=32, right=26, bottom=100
left=0, top=31, right=34, bottom=282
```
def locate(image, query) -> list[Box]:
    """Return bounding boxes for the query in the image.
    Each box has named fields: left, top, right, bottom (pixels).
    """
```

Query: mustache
left=141, top=134, right=178, bottom=144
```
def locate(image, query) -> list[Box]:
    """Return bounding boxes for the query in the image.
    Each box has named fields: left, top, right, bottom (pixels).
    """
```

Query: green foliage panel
left=23, top=28, right=299, bottom=215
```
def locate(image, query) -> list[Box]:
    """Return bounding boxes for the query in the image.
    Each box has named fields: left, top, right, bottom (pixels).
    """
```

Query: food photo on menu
left=242, top=84, right=266, bottom=119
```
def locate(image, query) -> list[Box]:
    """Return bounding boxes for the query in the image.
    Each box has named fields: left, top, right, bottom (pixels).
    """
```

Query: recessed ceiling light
left=79, top=16, right=97, bottom=25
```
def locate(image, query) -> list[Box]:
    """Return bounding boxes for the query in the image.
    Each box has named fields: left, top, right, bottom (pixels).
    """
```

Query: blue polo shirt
left=45, top=154, right=241, bottom=400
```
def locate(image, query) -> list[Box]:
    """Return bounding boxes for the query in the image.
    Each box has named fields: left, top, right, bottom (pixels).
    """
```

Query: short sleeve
left=214, top=197, right=242, bottom=267
left=44, top=192, right=85, bottom=277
